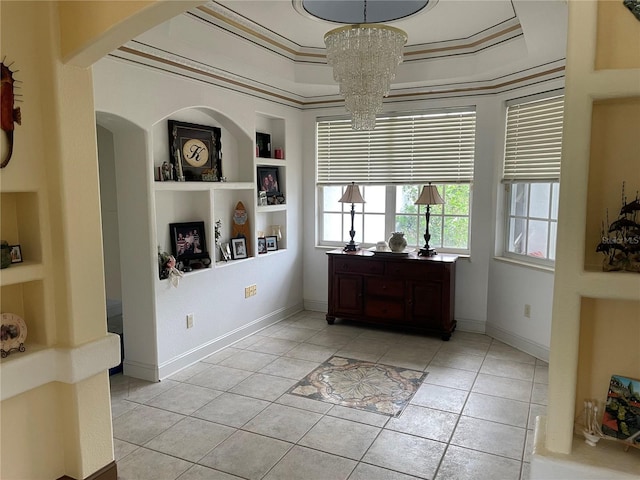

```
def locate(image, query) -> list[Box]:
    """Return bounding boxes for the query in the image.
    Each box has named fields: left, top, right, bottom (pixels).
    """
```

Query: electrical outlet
left=245, top=284, right=257, bottom=298
left=524, top=304, right=531, bottom=318
left=186, top=313, right=194, bottom=328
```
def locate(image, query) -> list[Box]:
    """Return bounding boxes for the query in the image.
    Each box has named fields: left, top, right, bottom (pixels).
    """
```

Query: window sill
left=494, top=256, right=555, bottom=273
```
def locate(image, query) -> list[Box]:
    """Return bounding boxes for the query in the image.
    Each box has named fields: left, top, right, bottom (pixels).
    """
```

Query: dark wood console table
left=326, top=249, right=457, bottom=340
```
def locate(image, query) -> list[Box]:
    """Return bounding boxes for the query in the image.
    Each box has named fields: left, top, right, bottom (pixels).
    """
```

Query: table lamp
left=339, top=182, right=365, bottom=251
left=414, top=183, right=444, bottom=256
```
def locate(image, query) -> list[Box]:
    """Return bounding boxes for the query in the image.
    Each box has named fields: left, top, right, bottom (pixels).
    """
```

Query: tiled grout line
left=112, top=319, right=545, bottom=480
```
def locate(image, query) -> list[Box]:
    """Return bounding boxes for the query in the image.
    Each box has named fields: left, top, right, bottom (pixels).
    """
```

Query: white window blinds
left=503, top=95, right=564, bottom=182
left=317, top=110, right=476, bottom=185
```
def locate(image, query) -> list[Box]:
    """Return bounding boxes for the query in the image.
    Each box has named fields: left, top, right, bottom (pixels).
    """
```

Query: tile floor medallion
left=288, top=356, right=427, bottom=416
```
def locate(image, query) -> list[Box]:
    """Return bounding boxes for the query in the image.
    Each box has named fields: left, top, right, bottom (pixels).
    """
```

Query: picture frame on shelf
left=257, top=166, right=281, bottom=196
left=267, top=193, right=285, bottom=205
left=168, top=120, right=222, bottom=182
left=169, top=221, right=210, bottom=264
left=231, top=237, right=248, bottom=259
left=257, top=237, right=267, bottom=254
left=256, top=132, right=271, bottom=158
left=9, top=245, right=22, bottom=264
left=220, top=242, right=231, bottom=262
left=265, top=235, right=278, bottom=251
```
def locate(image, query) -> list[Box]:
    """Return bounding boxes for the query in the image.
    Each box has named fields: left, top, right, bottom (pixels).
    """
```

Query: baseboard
left=303, top=299, right=327, bottom=313
left=157, top=303, right=304, bottom=380
left=455, top=317, right=486, bottom=333
left=123, top=359, right=158, bottom=382
left=485, top=323, right=549, bottom=362
left=58, top=461, right=117, bottom=480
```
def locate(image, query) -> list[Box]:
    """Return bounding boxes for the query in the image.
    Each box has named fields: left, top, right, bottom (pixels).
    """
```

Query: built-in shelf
left=257, top=205, right=287, bottom=213
left=255, top=158, right=286, bottom=166
left=0, top=262, right=45, bottom=287
left=256, top=249, right=287, bottom=258
left=533, top=417, right=640, bottom=479
left=578, top=269, right=640, bottom=301
left=0, top=334, right=120, bottom=401
left=214, top=256, right=254, bottom=268
left=154, top=181, right=253, bottom=192
left=158, top=266, right=212, bottom=282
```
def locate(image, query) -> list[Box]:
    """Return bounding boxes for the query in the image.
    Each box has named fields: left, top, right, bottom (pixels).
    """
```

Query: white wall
left=302, top=84, right=562, bottom=359
left=97, top=125, right=123, bottom=312
left=93, top=55, right=561, bottom=372
left=93, top=57, right=304, bottom=380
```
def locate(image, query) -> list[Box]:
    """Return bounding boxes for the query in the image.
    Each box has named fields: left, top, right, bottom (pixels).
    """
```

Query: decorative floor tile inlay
left=288, top=356, right=427, bottom=416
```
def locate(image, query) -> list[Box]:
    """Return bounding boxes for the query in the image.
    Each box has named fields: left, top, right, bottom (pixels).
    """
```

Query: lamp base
left=343, top=243, right=359, bottom=252
left=418, top=247, right=437, bottom=257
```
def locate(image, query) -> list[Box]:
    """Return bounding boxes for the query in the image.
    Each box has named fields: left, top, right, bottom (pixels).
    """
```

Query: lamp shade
left=339, top=183, right=365, bottom=204
left=414, top=183, right=444, bottom=205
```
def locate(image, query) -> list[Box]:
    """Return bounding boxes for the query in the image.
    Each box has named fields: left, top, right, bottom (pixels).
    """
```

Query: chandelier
left=324, top=18, right=407, bottom=130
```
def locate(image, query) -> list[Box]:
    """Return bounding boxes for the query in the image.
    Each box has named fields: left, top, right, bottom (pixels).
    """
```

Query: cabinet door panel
left=408, top=281, right=443, bottom=327
left=334, top=274, right=363, bottom=315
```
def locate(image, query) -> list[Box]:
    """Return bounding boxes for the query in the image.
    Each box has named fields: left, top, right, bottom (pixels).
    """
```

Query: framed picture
left=9, top=245, right=22, bottom=264
left=256, top=132, right=271, bottom=158
left=168, top=120, right=222, bottom=182
left=257, top=166, right=281, bottom=196
left=169, top=221, right=209, bottom=262
left=257, top=237, right=267, bottom=254
left=601, top=374, right=640, bottom=446
left=220, top=242, right=231, bottom=262
left=265, top=235, right=278, bottom=251
left=231, top=237, right=248, bottom=259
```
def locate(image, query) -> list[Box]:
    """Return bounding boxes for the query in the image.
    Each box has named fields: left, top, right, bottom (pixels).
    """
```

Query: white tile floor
left=110, top=311, right=547, bottom=480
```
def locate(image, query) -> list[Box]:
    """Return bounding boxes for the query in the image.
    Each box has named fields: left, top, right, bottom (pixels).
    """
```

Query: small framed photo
left=257, top=166, right=281, bottom=196
left=220, top=242, right=231, bottom=262
left=257, top=237, right=267, bottom=254
left=169, top=221, right=209, bottom=262
left=9, top=245, right=22, bottom=264
left=256, top=132, right=271, bottom=158
left=231, top=237, right=248, bottom=259
left=265, top=235, right=278, bottom=252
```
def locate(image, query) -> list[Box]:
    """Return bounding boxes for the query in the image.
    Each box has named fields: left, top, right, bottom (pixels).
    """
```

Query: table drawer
left=385, top=261, right=444, bottom=280
left=365, top=298, right=405, bottom=320
left=365, top=278, right=404, bottom=298
left=334, top=258, right=384, bottom=275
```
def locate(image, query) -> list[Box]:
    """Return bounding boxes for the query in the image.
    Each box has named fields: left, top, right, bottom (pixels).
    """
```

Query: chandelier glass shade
left=324, top=24, right=407, bottom=130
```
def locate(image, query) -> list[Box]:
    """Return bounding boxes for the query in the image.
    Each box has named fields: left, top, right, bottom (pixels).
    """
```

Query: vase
left=388, top=232, right=407, bottom=253
left=583, top=430, right=600, bottom=447
left=271, top=225, right=282, bottom=240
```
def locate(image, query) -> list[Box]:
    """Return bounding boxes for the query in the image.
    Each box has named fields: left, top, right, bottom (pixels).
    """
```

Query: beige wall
left=595, top=0, right=640, bottom=70
left=585, top=97, right=640, bottom=270
left=1, top=1, right=197, bottom=478
left=59, top=0, right=203, bottom=66
left=577, top=298, right=640, bottom=416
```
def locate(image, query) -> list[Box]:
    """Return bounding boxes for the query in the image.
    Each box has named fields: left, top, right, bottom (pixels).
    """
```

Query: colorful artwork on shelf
left=596, top=182, right=640, bottom=273
left=601, top=374, right=640, bottom=446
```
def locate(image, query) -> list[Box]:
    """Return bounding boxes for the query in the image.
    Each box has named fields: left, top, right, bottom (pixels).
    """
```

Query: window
left=503, top=95, right=564, bottom=265
left=317, top=110, right=475, bottom=252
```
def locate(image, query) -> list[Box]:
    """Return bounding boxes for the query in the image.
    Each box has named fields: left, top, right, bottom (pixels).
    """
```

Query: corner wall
left=302, top=86, right=559, bottom=358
